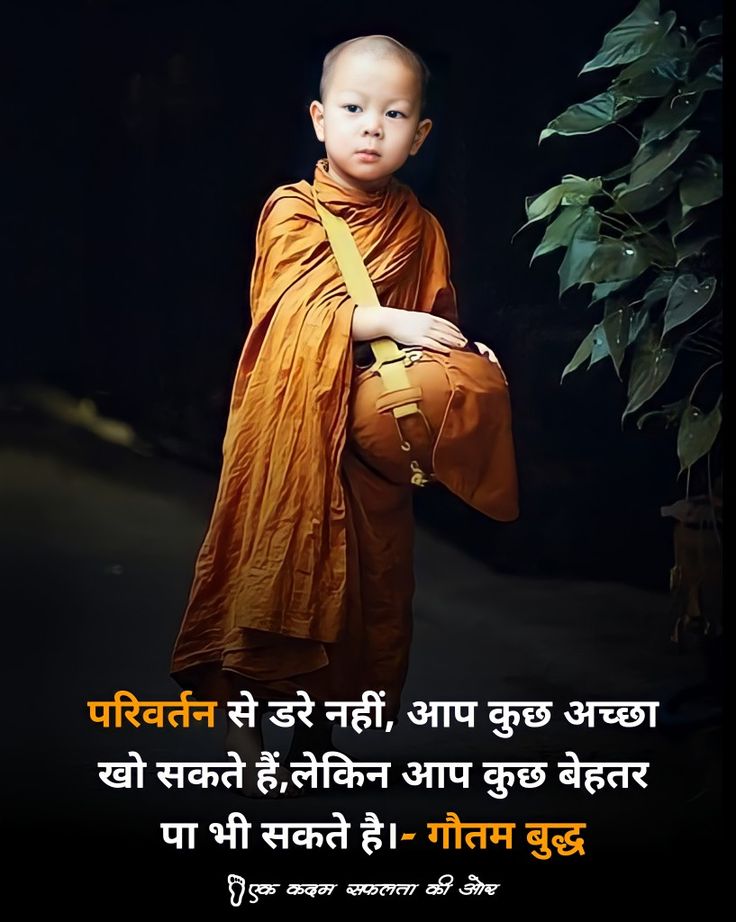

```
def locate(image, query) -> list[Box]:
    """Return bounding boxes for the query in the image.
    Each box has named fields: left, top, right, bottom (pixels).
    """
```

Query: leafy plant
left=517, top=0, right=722, bottom=496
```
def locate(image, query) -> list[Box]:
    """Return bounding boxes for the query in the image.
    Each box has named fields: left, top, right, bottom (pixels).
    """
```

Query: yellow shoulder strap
left=311, top=184, right=421, bottom=418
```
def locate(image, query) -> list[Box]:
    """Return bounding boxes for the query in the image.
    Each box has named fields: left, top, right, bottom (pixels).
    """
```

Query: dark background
left=3, top=0, right=723, bottom=911
left=4, top=0, right=722, bottom=587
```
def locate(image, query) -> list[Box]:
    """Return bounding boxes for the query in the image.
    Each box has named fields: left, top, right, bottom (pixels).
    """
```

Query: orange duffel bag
left=312, top=187, right=519, bottom=523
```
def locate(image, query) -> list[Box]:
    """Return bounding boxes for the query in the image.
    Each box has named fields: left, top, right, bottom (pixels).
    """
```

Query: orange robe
left=170, top=157, right=505, bottom=719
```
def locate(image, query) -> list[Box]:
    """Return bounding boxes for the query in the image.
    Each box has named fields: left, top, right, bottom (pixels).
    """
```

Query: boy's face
left=309, top=51, right=432, bottom=194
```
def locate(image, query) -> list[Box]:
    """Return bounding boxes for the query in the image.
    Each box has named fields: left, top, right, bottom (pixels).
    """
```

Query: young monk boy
left=170, top=34, right=513, bottom=796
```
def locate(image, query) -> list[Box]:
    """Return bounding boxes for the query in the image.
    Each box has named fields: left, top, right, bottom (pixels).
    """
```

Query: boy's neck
left=321, top=157, right=393, bottom=195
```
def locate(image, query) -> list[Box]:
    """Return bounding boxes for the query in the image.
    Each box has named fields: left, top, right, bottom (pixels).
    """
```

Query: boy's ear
left=309, top=100, right=325, bottom=142
left=410, top=118, right=433, bottom=156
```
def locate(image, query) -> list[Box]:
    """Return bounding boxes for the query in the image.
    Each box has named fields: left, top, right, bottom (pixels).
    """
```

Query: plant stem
left=601, top=190, right=664, bottom=248
left=599, top=219, right=624, bottom=236
left=687, top=359, right=722, bottom=404
left=617, top=122, right=639, bottom=142
left=600, top=214, right=630, bottom=233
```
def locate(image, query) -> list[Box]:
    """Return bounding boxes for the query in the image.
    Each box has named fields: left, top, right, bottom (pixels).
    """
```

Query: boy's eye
left=342, top=105, right=405, bottom=118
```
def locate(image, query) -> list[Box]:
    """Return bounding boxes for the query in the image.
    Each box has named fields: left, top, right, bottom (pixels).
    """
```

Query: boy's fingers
left=434, top=317, right=464, bottom=337
left=439, top=327, right=465, bottom=345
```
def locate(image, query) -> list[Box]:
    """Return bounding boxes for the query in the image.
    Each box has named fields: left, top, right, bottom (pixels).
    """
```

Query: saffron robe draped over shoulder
left=170, top=157, right=513, bottom=717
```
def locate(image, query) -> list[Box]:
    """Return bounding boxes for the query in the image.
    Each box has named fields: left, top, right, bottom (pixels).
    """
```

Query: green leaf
left=680, top=155, right=723, bottom=214
left=640, top=92, right=703, bottom=146
left=523, top=187, right=563, bottom=223
left=582, top=236, right=651, bottom=284
left=615, top=31, right=689, bottom=83
left=623, top=327, right=677, bottom=419
left=661, top=274, right=717, bottom=338
left=589, top=279, right=632, bottom=305
left=581, top=0, right=676, bottom=74
left=613, top=94, right=642, bottom=122
left=628, top=305, right=651, bottom=344
left=603, top=163, right=633, bottom=182
left=675, top=232, right=719, bottom=266
left=672, top=201, right=721, bottom=264
left=667, top=198, right=696, bottom=239
left=609, top=169, right=680, bottom=213
left=590, top=327, right=610, bottom=366
left=518, top=177, right=602, bottom=235
left=558, top=210, right=601, bottom=296
left=637, top=398, right=687, bottom=429
left=677, top=400, right=722, bottom=473
left=601, top=302, right=632, bottom=379
left=530, top=206, right=587, bottom=263
left=540, top=92, right=617, bottom=141
left=669, top=199, right=721, bottom=262
left=680, top=61, right=722, bottom=96
left=622, top=214, right=669, bottom=237
left=639, top=234, right=677, bottom=269
left=616, top=71, right=674, bottom=98
left=639, top=270, right=677, bottom=310
left=699, top=15, right=722, bottom=38
left=561, top=325, right=598, bottom=381
left=630, top=129, right=700, bottom=186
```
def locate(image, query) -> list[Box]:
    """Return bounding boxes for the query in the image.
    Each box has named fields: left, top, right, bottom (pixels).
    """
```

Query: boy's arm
left=249, top=190, right=330, bottom=327
left=351, top=304, right=392, bottom=341
left=351, top=209, right=463, bottom=344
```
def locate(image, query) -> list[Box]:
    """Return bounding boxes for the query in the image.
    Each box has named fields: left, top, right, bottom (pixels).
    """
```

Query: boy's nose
left=361, top=116, right=383, bottom=137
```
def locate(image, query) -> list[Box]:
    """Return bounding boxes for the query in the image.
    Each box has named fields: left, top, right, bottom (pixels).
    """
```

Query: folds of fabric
left=173, top=447, right=414, bottom=720
left=170, top=159, right=458, bottom=714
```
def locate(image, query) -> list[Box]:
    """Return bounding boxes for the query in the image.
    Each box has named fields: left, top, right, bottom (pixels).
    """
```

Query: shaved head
left=319, top=35, right=431, bottom=119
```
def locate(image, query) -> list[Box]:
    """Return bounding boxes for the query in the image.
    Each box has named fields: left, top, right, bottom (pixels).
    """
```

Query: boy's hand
left=474, top=340, right=508, bottom=384
left=383, top=307, right=466, bottom=355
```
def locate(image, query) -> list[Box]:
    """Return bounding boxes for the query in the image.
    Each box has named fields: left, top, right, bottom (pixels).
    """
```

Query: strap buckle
left=410, top=460, right=430, bottom=486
